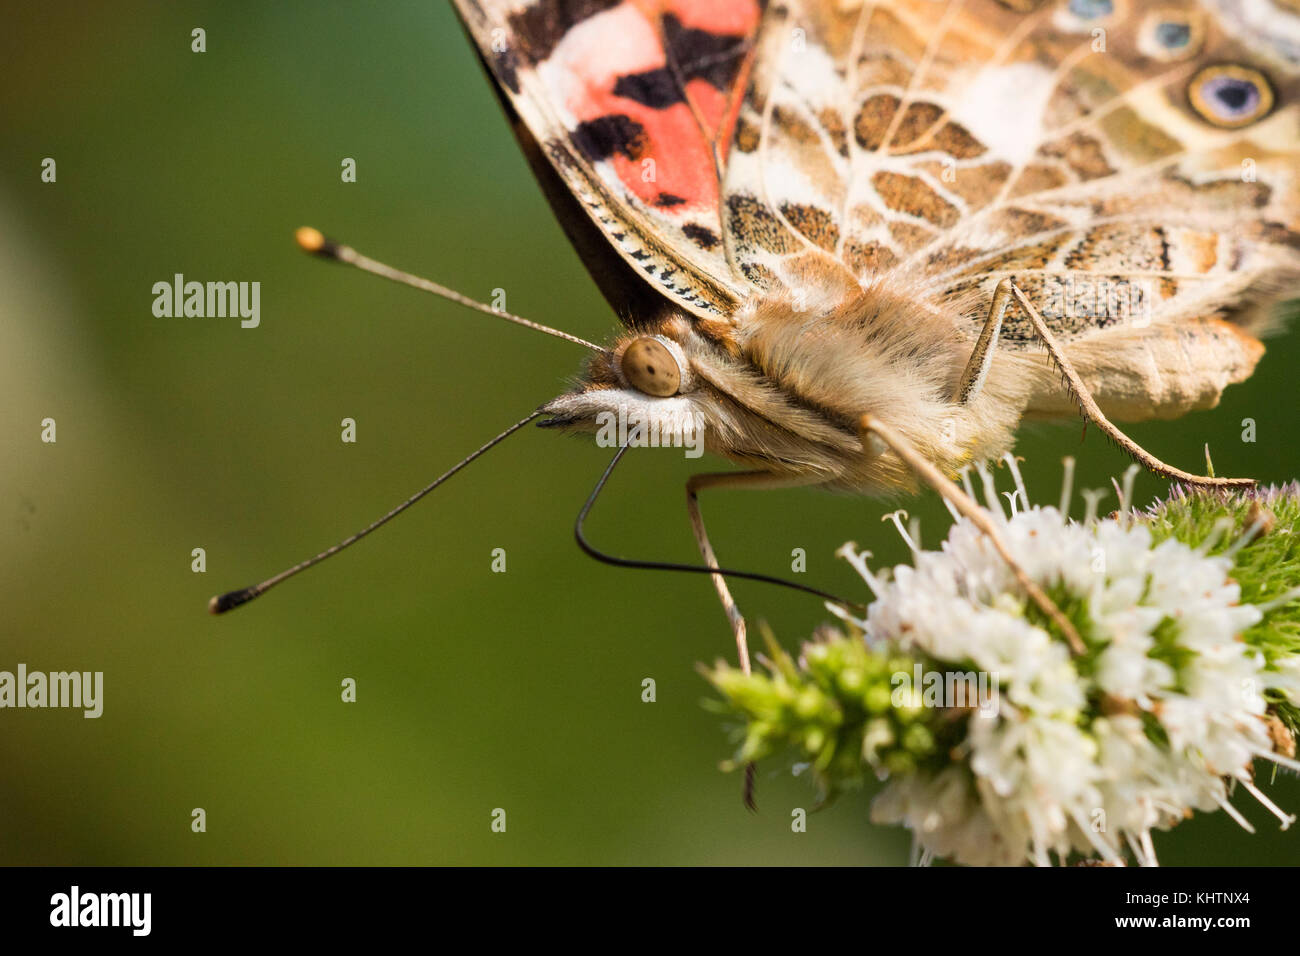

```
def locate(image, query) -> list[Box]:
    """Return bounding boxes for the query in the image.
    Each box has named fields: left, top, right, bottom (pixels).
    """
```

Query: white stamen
left=1140, top=829, right=1159, bottom=868
left=1081, top=488, right=1108, bottom=525
left=1002, top=453, right=1029, bottom=507
left=908, top=516, right=922, bottom=552
left=1123, top=831, right=1153, bottom=867
left=1118, top=464, right=1139, bottom=516
left=1239, top=776, right=1296, bottom=829
left=1058, top=456, right=1075, bottom=518
left=882, top=509, right=918, bottom=554
left=976, top=462, right=1003, bottom=517
left=959, top=465, right=976, bottom=503
left=835, top=543, right=884, bottom=598
left=1211, top=791, right=1256, bottom=833
left=824, top=600, right=868, bottom=632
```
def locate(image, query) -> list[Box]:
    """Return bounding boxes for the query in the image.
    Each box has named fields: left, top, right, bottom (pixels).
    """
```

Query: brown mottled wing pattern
left=457, top=0, right=1300, bottom=420
left=453, top=0, right=768, bottom=324
left=729, top=0, right=1300, bottom=356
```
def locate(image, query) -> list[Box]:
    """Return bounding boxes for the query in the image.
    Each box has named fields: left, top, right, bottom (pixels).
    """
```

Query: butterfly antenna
left=295, top=227, right=604, bottom=353
left=575, top=445, right=869, bottom=614
left=209, top=411, right=541, bottom=614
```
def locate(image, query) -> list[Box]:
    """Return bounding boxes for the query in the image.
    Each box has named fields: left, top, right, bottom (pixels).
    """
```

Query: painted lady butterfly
left=443, top=0, right=1300, bottom=666
left=217, top=1, right=1300, bottom=692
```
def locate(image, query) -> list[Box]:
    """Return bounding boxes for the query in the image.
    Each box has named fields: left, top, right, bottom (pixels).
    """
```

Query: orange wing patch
left=548, top=3, right=757, bottom=214
left=456, top=0, right=764, bottom=320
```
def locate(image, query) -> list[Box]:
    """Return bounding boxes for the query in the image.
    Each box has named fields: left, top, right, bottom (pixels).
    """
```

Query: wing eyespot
left=1187, top=64, right=1275, bottom=128
left=1137, top=9, right=1206, bottom=61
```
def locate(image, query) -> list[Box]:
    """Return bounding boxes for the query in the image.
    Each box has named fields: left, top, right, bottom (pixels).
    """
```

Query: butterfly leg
left=1005, top=282, right=1255, bottom=489
left=685, top=470, right=820, bottom=673
left=686, top=469, right=822, bottom=810
left=952, top=277, right=1014, bottom=405
left=859, top=414, right=1086, bottom=655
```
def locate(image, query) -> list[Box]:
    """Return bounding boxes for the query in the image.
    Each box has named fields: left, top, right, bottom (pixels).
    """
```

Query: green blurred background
left=1, top=1, right=1297, bottom=865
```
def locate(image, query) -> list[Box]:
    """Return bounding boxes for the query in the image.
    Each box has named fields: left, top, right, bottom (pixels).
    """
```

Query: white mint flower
left=832, top=459, right=1298, bottom=866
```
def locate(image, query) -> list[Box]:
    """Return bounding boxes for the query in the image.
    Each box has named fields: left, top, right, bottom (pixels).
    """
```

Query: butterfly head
left=536, top=306, right=866, bottom=478
left=537, top=315, right=724, bottom=455
left=537, top=281, right=1012, bottom=486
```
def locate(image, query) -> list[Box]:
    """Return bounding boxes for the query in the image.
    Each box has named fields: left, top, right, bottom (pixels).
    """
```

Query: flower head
left=707, top=460, right=1300, bottom=866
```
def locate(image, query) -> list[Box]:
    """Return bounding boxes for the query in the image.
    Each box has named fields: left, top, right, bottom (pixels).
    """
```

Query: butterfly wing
left=457, top=0, right=1299, bottom=420
left=738, top=0, right=1300, bottom=416
left=725, top=0, right=1300, bottom=418
left=453, top=0, right=768, bottom=325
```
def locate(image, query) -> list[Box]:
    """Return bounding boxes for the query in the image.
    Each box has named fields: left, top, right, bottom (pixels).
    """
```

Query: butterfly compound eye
left=620, top=336, right=682, bottom=397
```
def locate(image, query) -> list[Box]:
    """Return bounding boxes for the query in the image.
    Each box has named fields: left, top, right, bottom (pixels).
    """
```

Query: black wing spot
left=572, top=115, right=648, bottom=161
left=613, top=68, right=682, bottom=108
left=662, top=14, right=749, bottom=92
left=683, top=223, right=721, bottom=250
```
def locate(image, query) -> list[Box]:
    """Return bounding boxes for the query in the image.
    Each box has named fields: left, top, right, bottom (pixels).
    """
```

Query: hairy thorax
left=542, top=277, right=1032, bottom=495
